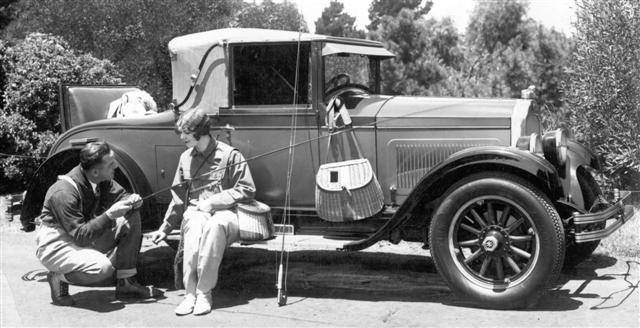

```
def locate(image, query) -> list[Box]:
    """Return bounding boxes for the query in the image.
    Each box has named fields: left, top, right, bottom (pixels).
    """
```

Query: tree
left=439, top=1, right=570, bottom=109
left=367, top=0, right=432, bottom=30
left=369, top=4, right=463, bottom=96
left=0, top=33, right=122, bottom=192
left=315, top=1, right=364, bottom=38
left=370, top=9, right=436, bottom=95
left=526, top=25, right=573, bottom=128
left=235, top=0, right=307, bottom=32
left=563, top=0, right=640, bottom=188
left=3, top=0, right=243, bottom=107
left=461, top=0, right=535, bottom=99
left=0, top=0, right=18, bottom=31
left=466, top=0, right=529, bottom=53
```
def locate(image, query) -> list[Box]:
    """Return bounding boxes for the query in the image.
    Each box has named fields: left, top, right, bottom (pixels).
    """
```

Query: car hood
left=372, top=96, right=524, bottom=128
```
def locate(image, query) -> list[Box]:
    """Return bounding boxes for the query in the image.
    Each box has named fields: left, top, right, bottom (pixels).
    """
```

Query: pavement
left=1, top=215, right=639, bottom=327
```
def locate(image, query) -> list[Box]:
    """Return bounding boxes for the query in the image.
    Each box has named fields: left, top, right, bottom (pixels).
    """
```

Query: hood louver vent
left=392, top=139, right=500, bottom=191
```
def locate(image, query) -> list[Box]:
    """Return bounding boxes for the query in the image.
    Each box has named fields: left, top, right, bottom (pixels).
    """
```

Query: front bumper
left=572, top=190, right=639, bottom=243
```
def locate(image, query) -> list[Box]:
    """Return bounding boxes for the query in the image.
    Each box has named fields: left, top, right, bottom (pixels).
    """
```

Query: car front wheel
left=429, top=173, right=565, bottom=309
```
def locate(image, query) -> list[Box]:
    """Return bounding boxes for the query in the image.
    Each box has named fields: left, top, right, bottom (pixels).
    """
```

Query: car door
left=215, top=42, right=321, bottom=208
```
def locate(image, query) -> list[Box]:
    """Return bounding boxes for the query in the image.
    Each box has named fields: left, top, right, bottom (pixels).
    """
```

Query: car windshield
left=323, top=54, right=380, bottom=97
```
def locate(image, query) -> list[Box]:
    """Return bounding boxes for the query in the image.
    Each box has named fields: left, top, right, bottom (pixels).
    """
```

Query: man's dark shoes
left=115, top=277, right=163, bottom=300
left=47, top=272, right=74, bottom=306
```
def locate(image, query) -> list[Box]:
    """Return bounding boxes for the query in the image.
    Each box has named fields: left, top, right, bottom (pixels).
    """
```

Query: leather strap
left=58, top=174, right=82, bottom=206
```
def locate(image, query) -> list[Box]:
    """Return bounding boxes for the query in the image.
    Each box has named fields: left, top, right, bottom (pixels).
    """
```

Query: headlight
left=516, top=133, right=543, bottom=155
left=542, top=129, right=568, bottom=167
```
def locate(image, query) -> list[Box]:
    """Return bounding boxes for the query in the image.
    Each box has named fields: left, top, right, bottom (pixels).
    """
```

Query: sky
left=250, top=0, right=577, bottom=35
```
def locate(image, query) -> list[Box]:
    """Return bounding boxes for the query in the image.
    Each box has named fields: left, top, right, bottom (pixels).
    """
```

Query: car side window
left=232, top=43, right=310, bottom=106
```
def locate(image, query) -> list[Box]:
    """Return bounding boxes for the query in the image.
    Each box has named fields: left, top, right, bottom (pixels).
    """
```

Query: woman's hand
left=149, top=230, right=167, bottom=245
left=190, top=199, right=215, bottom=213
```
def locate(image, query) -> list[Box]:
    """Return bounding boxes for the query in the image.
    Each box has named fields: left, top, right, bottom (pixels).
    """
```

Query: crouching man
left=35, top=141, right=162, bottom=306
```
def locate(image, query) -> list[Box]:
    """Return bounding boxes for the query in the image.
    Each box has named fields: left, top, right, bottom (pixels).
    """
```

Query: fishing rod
left=15, top=99, right=474, bottom=224
left=276, top=25, right=304, bottom=307
left=136, top=125, right=347, bottom=203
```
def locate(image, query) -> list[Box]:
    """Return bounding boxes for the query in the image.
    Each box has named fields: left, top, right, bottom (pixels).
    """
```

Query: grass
left=596, top=210, right=640, bottom=259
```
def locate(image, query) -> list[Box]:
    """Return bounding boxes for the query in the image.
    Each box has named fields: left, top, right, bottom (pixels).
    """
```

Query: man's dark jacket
left=39, top=165, right=130, bottom=246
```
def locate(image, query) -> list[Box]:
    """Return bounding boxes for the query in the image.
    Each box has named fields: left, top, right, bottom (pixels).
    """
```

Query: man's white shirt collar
left=89, top=181, right=98, bottom=194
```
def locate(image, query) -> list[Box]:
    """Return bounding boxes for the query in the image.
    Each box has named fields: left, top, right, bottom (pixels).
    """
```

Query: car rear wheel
left=429, top=173, right=565, bottom=309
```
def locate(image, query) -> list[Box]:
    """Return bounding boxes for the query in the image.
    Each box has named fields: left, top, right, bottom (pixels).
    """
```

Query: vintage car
left=21, top=28, right=637, bottom=309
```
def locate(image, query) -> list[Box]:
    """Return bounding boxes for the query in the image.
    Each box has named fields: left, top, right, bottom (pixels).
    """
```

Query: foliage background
left=0, top=33, right=121, bottom=193
left=0, top=0, right=305, bottom=192
left=0, top=0, right=638, bottom=192
left=563, top=0, right=640, bottom=189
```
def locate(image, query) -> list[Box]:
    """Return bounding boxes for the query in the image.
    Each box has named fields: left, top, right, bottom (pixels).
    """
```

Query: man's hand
left=149, top=230, right=167, bottom=245
left=126, top=193, right=143, bottom=209
left=106, top=199, right=133, bottom=219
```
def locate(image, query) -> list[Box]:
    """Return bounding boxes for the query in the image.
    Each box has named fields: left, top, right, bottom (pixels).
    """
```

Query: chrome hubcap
left=482, top=235, right=499, bottom=252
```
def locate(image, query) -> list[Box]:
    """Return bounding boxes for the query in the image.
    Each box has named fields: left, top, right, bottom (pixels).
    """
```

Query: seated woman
left=149, top=107, right=256, bottom=316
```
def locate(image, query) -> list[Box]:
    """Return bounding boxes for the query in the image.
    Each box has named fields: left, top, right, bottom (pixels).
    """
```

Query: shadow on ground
left=130, top=245, right=634, bottom=312
left=551, top=255, right=639, bottom=311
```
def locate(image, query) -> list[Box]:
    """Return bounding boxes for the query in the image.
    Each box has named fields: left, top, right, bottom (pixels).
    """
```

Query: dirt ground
left=1, top=207, right=639, bottom=327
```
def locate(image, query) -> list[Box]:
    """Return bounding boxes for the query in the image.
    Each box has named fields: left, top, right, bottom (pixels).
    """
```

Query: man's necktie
left=92, top=187, right=101, bottom=217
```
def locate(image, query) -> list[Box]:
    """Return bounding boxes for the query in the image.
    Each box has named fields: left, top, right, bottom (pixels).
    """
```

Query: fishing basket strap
left=324, top=96, right=363, bottom=163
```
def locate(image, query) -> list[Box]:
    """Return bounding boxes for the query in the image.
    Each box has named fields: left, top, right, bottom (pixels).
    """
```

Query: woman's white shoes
left=175, top=294, right=196, bottom=316
left=193, top=292, right=213, bottom=315
left=175, top=293, right=212, bottom=316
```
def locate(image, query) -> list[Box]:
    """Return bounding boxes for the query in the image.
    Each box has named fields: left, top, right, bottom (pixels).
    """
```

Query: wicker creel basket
left=315, top=158, right=384, bottom=222
left=237, top=200, right=274, bottom=241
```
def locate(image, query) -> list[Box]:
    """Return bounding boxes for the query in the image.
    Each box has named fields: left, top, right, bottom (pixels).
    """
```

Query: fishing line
left=136, top=99, right=487, bottom=202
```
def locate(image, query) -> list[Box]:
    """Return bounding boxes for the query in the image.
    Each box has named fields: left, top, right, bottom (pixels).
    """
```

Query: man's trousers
left=35, top=211, right=141, bottom=286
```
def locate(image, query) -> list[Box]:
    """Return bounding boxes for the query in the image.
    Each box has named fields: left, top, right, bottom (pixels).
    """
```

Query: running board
left=157, top=229, right=367, bottom=252
left=238, top=234, right=359, bottom=252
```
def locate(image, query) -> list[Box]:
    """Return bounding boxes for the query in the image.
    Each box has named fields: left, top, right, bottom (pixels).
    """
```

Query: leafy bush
left=563, top=0, right=640, bottom=189
left=0, top=33, right=121, bottom=193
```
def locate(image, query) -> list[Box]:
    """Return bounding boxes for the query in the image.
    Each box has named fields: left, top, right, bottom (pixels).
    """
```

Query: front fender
left=342, top=146, right=563, bottom=251
left=407, top=146, right=563, bottom=204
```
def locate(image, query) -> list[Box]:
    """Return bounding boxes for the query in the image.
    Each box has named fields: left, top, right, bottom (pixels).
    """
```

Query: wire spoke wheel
left=429, top=173, right=565, bottom=309
left=450, top=197, right=539, bottom=286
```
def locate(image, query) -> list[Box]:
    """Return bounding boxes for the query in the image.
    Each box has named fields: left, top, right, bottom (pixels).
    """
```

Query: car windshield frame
left=322, top=52, right=382, bottom=98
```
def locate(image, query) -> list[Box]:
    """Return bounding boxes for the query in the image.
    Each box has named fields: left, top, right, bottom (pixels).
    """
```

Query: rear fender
left=342, top=146, right=563, bottom=251
left=21, top=149, right=80, bottom=231
left=20, top=145, right=158, bottom=231
left=109, top=144, right=158, bottom=229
